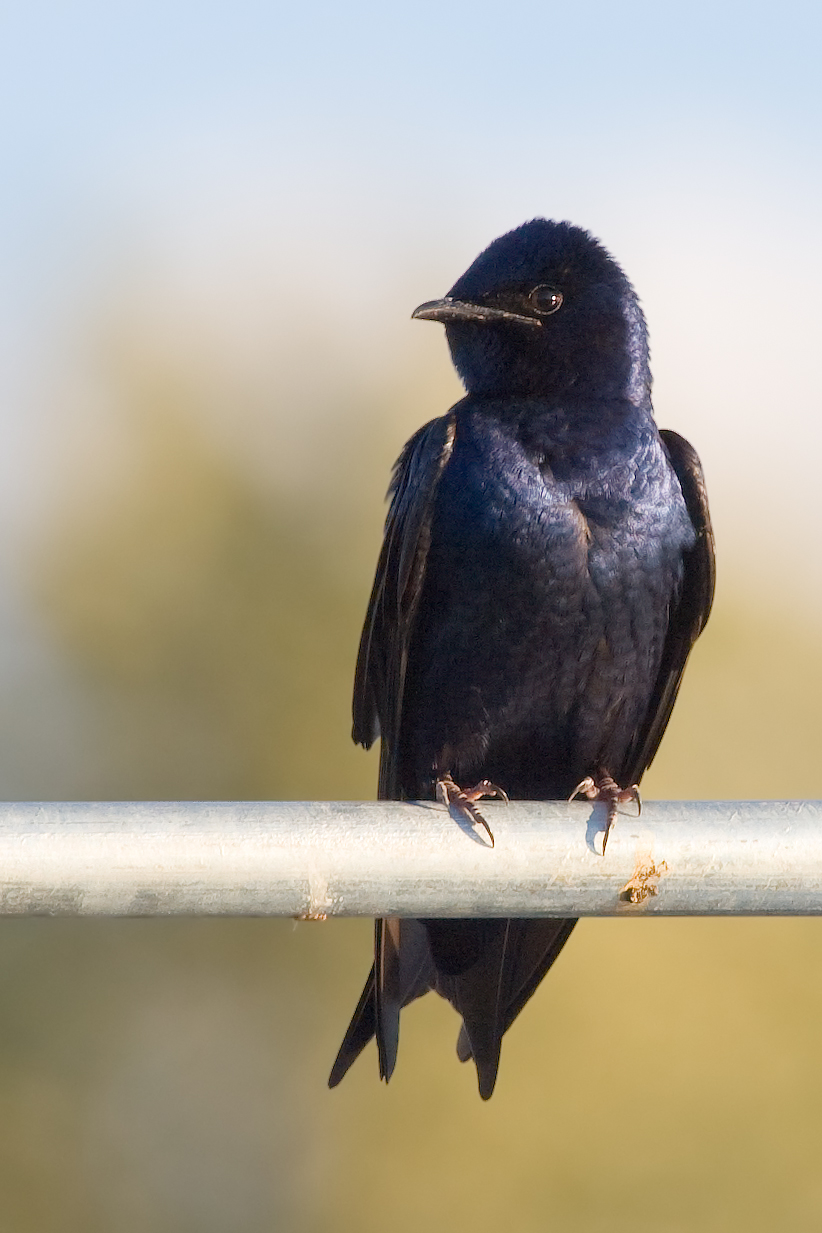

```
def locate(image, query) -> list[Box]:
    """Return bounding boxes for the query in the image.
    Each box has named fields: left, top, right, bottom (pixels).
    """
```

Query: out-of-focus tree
left=0, top=319, right=817, bottom=1233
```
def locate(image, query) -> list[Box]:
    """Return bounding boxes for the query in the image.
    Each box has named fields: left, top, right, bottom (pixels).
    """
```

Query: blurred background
left=0, top=0, right=820, bottom=1228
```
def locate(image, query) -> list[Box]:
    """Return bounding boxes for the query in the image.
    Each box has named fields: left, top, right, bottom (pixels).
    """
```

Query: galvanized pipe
left=0, top=800, right=819, bottom=917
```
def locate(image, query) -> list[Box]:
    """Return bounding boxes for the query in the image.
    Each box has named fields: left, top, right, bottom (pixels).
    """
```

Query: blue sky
left=2, top=1, right=818, bottom=258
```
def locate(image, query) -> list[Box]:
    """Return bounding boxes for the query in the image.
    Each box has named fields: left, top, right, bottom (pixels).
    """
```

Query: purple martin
left=329, top=219, right=715, bottom=1099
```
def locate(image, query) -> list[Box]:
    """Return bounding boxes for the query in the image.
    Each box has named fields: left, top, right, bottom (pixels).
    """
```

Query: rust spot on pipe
left=619, top=859, right=668, bottom=905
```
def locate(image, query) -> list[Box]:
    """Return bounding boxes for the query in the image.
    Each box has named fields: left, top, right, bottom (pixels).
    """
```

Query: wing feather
left=330, top=413, right=455, bottom=1089
left=352, top=412, right=456, bottom=795
left=624, top=429, right=715, bottom=784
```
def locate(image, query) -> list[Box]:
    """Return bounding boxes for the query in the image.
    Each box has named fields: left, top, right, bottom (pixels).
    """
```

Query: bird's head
left=412, top=219, right=649, bottom=403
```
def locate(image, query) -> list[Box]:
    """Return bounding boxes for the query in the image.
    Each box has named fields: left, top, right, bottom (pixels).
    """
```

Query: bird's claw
left=569, top=772, right=640, bottom=854
left=436, top=774, right=508, bottom=845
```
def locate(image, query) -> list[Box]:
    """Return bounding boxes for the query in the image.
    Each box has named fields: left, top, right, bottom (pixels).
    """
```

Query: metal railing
left=0, top=799, right=818, bottom=916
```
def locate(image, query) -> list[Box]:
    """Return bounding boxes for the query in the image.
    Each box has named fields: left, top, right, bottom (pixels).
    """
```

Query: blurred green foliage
left=1, top=334, right=820, bottom=1231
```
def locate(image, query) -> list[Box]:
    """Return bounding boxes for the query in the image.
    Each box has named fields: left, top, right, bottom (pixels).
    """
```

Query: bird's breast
left=398, top=403, right=693, bottom=797
left=435, top=405, right=663, bottom=587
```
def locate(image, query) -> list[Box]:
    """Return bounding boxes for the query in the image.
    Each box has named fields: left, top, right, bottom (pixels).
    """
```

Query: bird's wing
left=623, top=429, right=715, bottom=784
left=352, top=410, right=457, bottom=797
left=331, top=412, right=456, bottom=1089
left=328, top=918, right=434, bottom=1089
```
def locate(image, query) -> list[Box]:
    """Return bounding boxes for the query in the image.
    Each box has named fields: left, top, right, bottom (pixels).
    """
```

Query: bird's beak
left=411, top=298, right=542, bottom=327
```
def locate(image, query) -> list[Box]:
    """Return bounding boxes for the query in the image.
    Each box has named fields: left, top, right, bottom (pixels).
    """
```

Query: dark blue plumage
left=330, top=219, right=714, bottom=1099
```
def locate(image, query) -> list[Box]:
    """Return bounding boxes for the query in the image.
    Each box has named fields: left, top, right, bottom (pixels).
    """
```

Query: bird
left=328, top=218, right=715, bottom=1100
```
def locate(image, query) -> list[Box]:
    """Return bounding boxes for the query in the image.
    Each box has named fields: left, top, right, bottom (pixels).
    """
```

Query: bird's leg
left=569, top=770, right=640, bottom=854
left=436, top=773, right=508, bottom=846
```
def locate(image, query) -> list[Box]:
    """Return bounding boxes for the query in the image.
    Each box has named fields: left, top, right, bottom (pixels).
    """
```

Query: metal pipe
left=0, top=800, right=819, bottom=917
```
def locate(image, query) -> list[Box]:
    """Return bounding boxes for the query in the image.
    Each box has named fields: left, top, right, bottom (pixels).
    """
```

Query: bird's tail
left=435, top=917, right=579, bottom=1099
left=328, top=917, right=434, bottom=1088
left=329, top=916, right=577, bottom=1097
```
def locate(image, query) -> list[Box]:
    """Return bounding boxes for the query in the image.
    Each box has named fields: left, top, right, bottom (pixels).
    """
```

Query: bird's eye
left=529, top=285, right=563, bottom=315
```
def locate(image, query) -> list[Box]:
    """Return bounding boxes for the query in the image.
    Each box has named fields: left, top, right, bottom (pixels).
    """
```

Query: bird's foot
left=569, top=771, right=640, bottom=854
left=436, top=773, right=508, bottom=846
